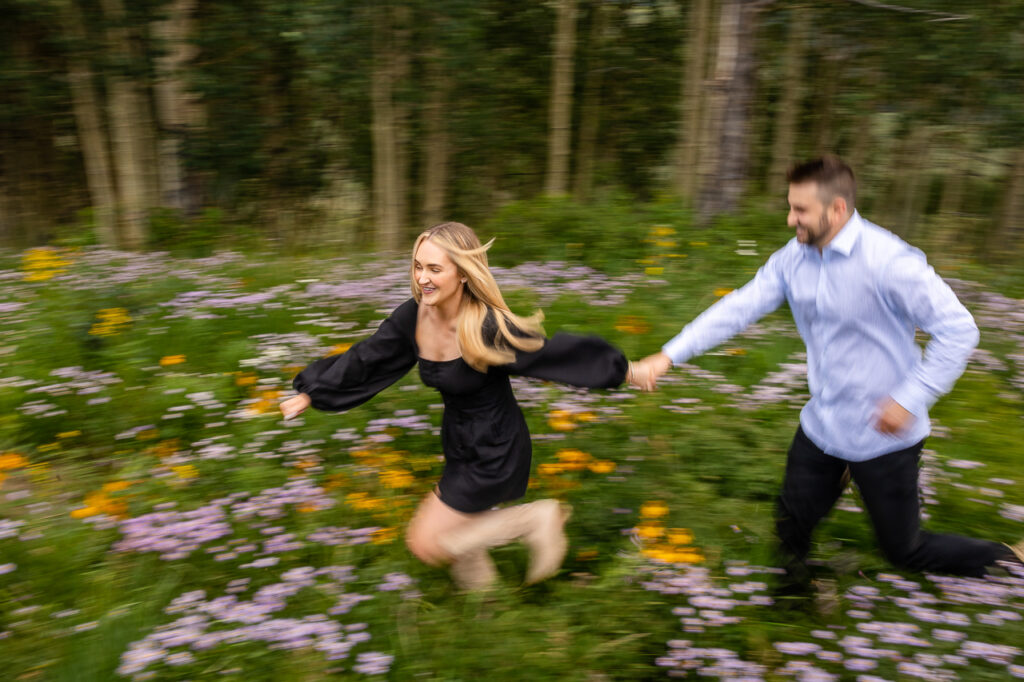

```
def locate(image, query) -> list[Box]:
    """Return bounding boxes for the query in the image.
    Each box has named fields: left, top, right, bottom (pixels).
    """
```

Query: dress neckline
left=418, top=355, right=461, bottom=364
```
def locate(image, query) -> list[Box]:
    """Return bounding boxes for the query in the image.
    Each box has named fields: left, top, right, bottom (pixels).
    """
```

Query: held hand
left=874, top=397, right=914, bottom=435
left=627, top=361, right=653, bottom=391
left=627, top=352, right=672, bottom=392
left=280, top=393, right=312, bottom=421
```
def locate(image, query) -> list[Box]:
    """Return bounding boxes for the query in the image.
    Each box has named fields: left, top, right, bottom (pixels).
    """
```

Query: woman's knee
left=405, top=523, right=445, bottom=566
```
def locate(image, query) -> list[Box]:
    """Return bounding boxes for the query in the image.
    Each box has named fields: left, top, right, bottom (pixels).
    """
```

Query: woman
left=280, top=222, right=640, bottom=590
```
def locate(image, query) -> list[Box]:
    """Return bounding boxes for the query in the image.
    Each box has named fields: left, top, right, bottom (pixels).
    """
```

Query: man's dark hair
left=786, top=155, right=856, bottom=210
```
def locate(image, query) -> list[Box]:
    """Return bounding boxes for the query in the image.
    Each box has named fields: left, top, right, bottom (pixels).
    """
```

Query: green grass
left=1, top=207, right=1023, bottom=680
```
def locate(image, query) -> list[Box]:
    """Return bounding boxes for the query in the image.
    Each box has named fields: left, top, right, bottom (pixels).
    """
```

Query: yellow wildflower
left=641, top=545, right=674, bottom=562
left=547, top=410, right=576, bottom=432
left=102, top=481, right=132, bottom=493
left=640, top=501, right=669, bottom=518
left=725, top=347, right=747, bottom=356
left=72, top=491, right=127, bottom=519
left=667, top=528, right=694, bottom=545
left=57, top=430, right=81, bottom=439
left=89, top=308, right=132, bottom=337
left=714, top=288, right=734, bottom=298
left=159, top=355, right=186, bottom=367
left=235, top=373, right=258, bottom=386
left=673, top=550, right=704, bottom=564
left=587, top=460, right=616, bottom=474
left=171, top=464, right=199, bottom=480
left=0, top=453, right=29, bottom=470
left=635, top=523, right=664, bottom=540
left=650, top=226, right=675, bottom=237
left=21, top=247, right=72, bottom=281
left=537, top=462, right=564, bottom=476
left=689, top=241, right=708, bottom=247
left=326, top=343, right=353, bottom=356
left=371, top=527, right=398, bottom=545
left=614, top=316, right=651, bottom=335
left=151, top=439, right=179, bottom=458
left=556, top=449, right=591, bottom=472
left=137, top=428, right=159, bottom=440
left=38, top=443, right=60, bottom=452
left=645, top=267, right=664, bottom=276
left=379, top=469, right=413, bottom=489
left=346, top=492, right=385, bottom=511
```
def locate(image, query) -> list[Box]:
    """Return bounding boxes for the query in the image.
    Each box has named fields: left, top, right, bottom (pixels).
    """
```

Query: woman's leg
left=405, top=489, right=471, bottom=565
left=405, top=490, right=498, bottom=590
left=439, top=499, right=571, bottom=585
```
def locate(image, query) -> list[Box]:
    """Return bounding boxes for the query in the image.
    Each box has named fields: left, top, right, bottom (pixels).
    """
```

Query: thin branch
left=841, top=0, right=971, bottom=21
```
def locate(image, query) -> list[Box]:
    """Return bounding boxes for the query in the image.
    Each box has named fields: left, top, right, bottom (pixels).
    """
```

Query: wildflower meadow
left=2, top=219, right=1023, bottom=681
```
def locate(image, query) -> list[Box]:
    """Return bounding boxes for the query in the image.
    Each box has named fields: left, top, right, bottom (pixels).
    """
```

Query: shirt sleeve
left=504, top=333, right=628, bottom=389
left=292, top=301, right=418, bottom=412
left=661, top=249, right=788, bottom=364
left=882, top=251, right=979, bottom=415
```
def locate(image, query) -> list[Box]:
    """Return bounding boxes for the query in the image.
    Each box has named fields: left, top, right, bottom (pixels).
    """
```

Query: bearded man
left=637, top=156, right=1023, bottom=584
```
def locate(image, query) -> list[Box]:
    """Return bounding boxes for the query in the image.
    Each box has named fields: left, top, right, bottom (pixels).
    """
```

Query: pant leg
left=775, top=427, right=849, bottom=577
left=849, top=440, right=1009, bottom=578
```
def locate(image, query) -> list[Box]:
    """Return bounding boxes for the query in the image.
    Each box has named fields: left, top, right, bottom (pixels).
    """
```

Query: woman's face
left=414, top=238, right=464, bottom=309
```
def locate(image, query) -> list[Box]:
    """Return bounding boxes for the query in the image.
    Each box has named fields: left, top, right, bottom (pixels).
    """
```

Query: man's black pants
left=775, top=426, right=1009, bottom=578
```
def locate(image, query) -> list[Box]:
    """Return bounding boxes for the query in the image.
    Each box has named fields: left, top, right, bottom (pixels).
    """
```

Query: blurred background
left=1, top=0, right=1022, bottom=260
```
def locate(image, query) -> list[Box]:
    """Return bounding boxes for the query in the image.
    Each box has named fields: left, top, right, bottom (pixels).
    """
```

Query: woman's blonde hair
left=410, top=222, right=544, bottom=371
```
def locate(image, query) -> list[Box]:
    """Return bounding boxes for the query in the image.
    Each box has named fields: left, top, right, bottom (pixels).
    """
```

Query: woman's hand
left=627, top=352, right=671, bottom=391
left=280, top=393, right=312, bottom=420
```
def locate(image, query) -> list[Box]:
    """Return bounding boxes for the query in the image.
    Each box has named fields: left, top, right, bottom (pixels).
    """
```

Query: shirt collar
left=824, top=210, right=862, bottom=257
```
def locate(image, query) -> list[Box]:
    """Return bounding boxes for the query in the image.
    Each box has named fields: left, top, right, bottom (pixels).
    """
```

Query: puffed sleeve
left=292, top=299, right=418, bottom=412
left=487, top=310, right=627, bottom=389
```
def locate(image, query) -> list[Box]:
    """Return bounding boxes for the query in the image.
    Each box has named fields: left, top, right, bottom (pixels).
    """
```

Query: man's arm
left=882, top=251, right=979, bottom=424
left=638, top=250, right=789, bottom=386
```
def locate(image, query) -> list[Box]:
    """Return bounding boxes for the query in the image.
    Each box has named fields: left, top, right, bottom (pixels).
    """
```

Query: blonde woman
left=280, top=222, right=640, bottom=590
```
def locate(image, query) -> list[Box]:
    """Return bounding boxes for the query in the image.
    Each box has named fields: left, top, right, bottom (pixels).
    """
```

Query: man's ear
left=831, top=196, right=848, bottom=221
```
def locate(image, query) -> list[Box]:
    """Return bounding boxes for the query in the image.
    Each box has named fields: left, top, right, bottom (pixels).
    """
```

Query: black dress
left=293, top=298, right=627, bottom=513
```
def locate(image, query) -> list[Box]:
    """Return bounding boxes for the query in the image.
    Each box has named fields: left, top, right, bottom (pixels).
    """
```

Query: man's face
left=787, top=181, right=839, bottom=248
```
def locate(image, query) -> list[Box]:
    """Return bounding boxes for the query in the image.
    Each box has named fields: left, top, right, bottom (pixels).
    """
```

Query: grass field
left=1, top=216, right=1023, bottom=680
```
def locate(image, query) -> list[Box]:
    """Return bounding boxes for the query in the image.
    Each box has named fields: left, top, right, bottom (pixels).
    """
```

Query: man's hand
left=874, top=397, right=914, bottom=435
left=628, top=352, right=673, bottom=391
left=280, top=393, right=312, bottom=420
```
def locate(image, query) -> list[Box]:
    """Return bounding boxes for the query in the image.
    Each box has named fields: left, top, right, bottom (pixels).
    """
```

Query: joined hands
left=627, top=352, right=673, bottom=392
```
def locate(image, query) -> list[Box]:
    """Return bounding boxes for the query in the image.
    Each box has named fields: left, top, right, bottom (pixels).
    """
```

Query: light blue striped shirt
left=662, top=211, right=979, bottom=461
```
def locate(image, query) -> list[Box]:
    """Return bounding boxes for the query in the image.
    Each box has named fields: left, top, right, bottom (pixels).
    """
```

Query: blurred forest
left=1, top=0, right=1022, bottom=258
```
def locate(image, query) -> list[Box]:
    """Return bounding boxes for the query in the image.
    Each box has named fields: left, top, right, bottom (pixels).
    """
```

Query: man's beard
left=805, top=213, right=832, bottom=247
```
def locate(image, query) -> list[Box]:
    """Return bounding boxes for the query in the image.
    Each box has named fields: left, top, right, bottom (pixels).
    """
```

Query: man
left=637, top=156, right=1023, bottom=581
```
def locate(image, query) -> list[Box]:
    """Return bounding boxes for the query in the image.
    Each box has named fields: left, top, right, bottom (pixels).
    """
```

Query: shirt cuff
left=888, top=378, right=936, bottom=418
left=661, top=335, right=692, bottom=366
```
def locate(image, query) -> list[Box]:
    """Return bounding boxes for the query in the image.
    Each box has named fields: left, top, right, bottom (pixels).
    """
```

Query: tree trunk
left=938, top=137, right=967, bottom=217
left=989, top=146, right=1024, bottom=259
left=814, top=56, right=839, bottom=155
left=674, top=0, right=711, bottom=204
left=888, top=125, right=932, bottom=238
left=767, top=6, right=808, bottom=196
left=371, top=3, right=408, bottom=252
left=392, top=5, right=411, bottom=235
left=696, top=0, right=760, bottom=225
left=572, top=1, right=609, bottom=202
left=545, top=0, right=577, bottom=196
left=99, top=0, right=154, bottom=249
left=420, top=43, right=451, bottom=226
left=151, top=0, right=200, bottom=214
left=63, top=0, right=119, bottom=247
